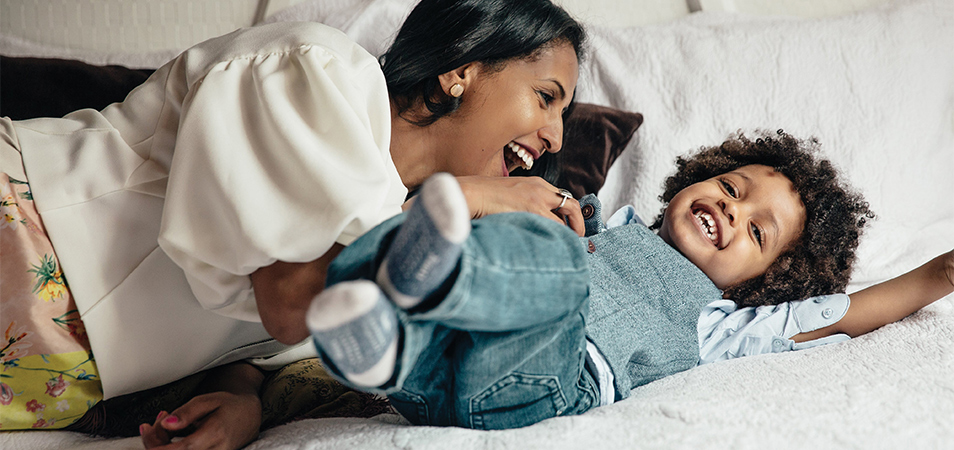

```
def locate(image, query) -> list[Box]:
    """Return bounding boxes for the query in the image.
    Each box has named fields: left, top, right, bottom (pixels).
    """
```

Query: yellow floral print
left=0, top=172, right=102, bottom=429
left=28, top=254, right=68, bottom=302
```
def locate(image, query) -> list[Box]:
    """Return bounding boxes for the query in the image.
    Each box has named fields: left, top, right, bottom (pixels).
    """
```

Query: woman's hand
left=140, top=363, right=264, bottom=450
left=455, top=176, right=585, bottom=236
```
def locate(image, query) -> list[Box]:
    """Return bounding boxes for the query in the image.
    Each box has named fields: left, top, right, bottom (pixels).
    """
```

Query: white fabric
left=697, top=295, right=851, bottom=364
left=2, top=0, right=953, bottom=448
left=584, top=340, right=617, bottom=407
left=10, top=21, right=405, bottom=398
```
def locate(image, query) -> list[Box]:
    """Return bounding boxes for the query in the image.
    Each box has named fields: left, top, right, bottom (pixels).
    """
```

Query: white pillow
left=585, top=0, right=954, bottom=291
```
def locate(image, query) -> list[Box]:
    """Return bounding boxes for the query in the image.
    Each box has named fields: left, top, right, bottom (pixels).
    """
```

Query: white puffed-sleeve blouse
left=12, top=22, right=406, bottom=398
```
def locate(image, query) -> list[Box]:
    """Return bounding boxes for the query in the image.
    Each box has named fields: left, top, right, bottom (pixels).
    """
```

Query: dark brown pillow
left=0, top=56, right=642, bottom=197
left=558, top=102, right=642, bottom=198
left=0, top=56, right=153, bottom=120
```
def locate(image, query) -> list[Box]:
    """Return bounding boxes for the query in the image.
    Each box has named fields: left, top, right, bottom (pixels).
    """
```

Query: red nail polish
left=139, top=424, right=146, bottom=435
left=164, top=416, right=179, bottom=424
left=157, top=411, right=164, bottom=422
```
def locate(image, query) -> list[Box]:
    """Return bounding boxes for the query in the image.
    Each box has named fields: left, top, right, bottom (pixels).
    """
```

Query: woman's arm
left=140, top=362, right=265, bottom=450
left=249, top=244, right=346, bottom=344
left=794, top=249, right=954, bottom=342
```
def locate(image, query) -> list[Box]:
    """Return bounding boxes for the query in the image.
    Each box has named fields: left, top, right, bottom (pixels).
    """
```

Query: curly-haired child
left=306, top=131, right=954, bottom=430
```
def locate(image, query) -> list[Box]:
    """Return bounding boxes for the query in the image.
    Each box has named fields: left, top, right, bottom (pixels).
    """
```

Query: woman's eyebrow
left=545, top=79, right=567, bottom=99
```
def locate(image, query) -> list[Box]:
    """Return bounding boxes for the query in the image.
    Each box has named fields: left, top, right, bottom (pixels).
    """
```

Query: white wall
left=0, top=0, right=895, bottom=54
left=0, top=0, right=308, bottom=52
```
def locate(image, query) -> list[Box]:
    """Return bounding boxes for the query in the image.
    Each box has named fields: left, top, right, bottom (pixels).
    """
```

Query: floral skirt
left=1, top=130, right=102, bottom=429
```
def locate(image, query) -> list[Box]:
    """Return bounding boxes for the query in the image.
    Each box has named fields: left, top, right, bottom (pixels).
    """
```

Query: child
left=306, top=131, right=954, bottom=430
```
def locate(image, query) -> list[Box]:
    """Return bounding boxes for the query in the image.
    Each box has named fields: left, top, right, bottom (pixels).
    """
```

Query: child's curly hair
left=650, top=130, right=874, bottom=307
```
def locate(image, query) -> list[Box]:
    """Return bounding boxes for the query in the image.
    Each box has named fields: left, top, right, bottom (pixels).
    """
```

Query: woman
left=0, top=0, right=585, bottom=447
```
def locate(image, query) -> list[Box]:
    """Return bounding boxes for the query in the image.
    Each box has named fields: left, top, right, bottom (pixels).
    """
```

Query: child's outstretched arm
left=794, top=249, right=954, bottom=341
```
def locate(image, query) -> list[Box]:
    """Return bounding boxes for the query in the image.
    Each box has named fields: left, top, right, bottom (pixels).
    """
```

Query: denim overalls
left=323, top=196, right=721, bottom=430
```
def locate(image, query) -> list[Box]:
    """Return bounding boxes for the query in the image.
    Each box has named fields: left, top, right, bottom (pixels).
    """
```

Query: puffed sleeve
left=157, top=23, right=407, bottom=321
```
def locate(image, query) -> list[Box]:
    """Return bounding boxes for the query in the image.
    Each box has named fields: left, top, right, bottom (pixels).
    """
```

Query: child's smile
left=658, top=164, right=806, bottom=291
left=692, top=205, right=723, bottom=247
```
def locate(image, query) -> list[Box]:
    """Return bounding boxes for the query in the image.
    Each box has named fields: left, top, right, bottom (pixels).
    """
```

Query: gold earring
left=449, top=83, right=464, bottom=98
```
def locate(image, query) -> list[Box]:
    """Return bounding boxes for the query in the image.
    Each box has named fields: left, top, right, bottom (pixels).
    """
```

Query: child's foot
left=377, top=172, right=471, bottom=309
left=306, top=280, right=398, bottom=388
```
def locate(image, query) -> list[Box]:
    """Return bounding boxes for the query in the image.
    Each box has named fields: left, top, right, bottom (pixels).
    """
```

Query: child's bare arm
left=794, top=249, right=954, bottom=342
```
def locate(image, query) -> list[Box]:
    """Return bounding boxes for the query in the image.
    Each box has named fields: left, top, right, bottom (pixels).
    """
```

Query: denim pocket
left=469, top=373, right=567, bottom=430
left=576, top=369, right=600, bottom=413
left=388, top=390, right=430, bottom=425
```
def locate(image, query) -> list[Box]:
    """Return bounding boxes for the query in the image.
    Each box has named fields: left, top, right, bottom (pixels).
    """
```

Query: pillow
left=558, top=102, right=642, bottom=198
left=0, top=56, right=641, bottom=198
left=0, top=56, right=153, bottom=120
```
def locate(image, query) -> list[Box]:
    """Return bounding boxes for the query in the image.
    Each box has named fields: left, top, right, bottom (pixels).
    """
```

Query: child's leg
left=307, top=174, right=470, bottom=387
left=377, top=172, right=471, bottom=309
left=325, top=175, right=590, bottom=331
left=311, top=174, right=589, bottom=389
left=306, top=281, right=399, bottom=388
left=390, top=299, right=600, bottom=429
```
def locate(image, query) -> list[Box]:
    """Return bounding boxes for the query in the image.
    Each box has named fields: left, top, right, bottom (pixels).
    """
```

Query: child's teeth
left=694, top=210, right=717, bottom=242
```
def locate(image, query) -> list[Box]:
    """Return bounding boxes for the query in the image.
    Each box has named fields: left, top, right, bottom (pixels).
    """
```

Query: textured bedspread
left=2, top=0, right=952, bottom=448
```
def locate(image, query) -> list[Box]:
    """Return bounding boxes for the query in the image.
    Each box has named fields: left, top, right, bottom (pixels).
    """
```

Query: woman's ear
left=437, top=63, right=478, bottom=98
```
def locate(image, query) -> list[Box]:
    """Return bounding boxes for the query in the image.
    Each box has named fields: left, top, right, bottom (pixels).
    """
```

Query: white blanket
left=2, top=0, right=952, bottom=448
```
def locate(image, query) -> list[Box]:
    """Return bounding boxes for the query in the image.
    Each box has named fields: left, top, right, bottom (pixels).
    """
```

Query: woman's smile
left=505, top=141, right=539, bottom=172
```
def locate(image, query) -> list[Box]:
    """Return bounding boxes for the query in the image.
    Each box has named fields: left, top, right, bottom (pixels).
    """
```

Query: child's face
left=658, top=164, right=806, bottom=290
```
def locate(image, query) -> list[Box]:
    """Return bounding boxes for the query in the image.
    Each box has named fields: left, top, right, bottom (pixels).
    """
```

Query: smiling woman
left=388, top=44, right=579, bottom=183
left=382, top=0, right=584, bottom=194
left=0, top=0, right=587, bottom=447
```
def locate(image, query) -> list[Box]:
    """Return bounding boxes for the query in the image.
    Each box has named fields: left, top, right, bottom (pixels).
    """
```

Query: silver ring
left=556, top=189, right=573, bottom=209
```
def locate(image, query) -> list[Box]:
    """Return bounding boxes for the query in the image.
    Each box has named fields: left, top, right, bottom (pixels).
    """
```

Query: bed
left=2, top=0, right=952, bottom=448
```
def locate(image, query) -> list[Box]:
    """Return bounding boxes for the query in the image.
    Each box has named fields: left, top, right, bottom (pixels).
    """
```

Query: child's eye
left=720, top=179, right=738, bottom=198
left=751, top=223, right=764, bottom=248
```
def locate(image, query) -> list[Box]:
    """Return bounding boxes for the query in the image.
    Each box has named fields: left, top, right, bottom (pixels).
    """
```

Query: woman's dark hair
left=381, top=0, right=586, bottom=128
left=650, top=130, right=875, bottom=307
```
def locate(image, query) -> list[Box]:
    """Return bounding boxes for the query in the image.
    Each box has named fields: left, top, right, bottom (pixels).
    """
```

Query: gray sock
left=306, top=280, right=398, bottom=388
left=377, top=173, right=470, bottom=309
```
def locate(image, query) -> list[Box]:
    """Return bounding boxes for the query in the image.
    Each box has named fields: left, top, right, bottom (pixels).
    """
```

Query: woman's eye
left=720, top=179, right=738, bottom=198
left=538, top=91, right=555, bottom=105
left=751, top=223, right=763, bottom=247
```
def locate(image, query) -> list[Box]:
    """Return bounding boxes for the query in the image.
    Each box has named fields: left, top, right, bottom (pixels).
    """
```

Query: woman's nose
left=539, top=115, right=564, bottom=154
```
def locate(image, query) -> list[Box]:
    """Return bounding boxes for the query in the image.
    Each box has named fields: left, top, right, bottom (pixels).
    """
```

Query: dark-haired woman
left=0, top=0, right=585, bottom=446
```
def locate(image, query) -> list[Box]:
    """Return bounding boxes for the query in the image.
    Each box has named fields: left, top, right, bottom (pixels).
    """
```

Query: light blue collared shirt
left=587, top=206, right=852, bottom=405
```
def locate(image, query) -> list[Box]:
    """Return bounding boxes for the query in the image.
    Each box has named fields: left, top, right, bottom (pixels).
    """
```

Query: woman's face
left=657, top=164, right=807, bottom=290
left=439, top=42, right=579, bottom=178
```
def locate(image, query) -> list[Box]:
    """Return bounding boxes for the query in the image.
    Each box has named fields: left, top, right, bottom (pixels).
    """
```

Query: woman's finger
left=555, top=197, right=585, bottom=236
left=548, top=190, right=584, bottom=236
left=168, top=393, right=230, bottom=430
left=141, top=412, right=173, bottom=449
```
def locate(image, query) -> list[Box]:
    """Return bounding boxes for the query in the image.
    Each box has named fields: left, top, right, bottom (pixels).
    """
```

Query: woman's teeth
left=507, top=142, right=534, bottom=170
left=694, top=210, right=719, bottom=244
